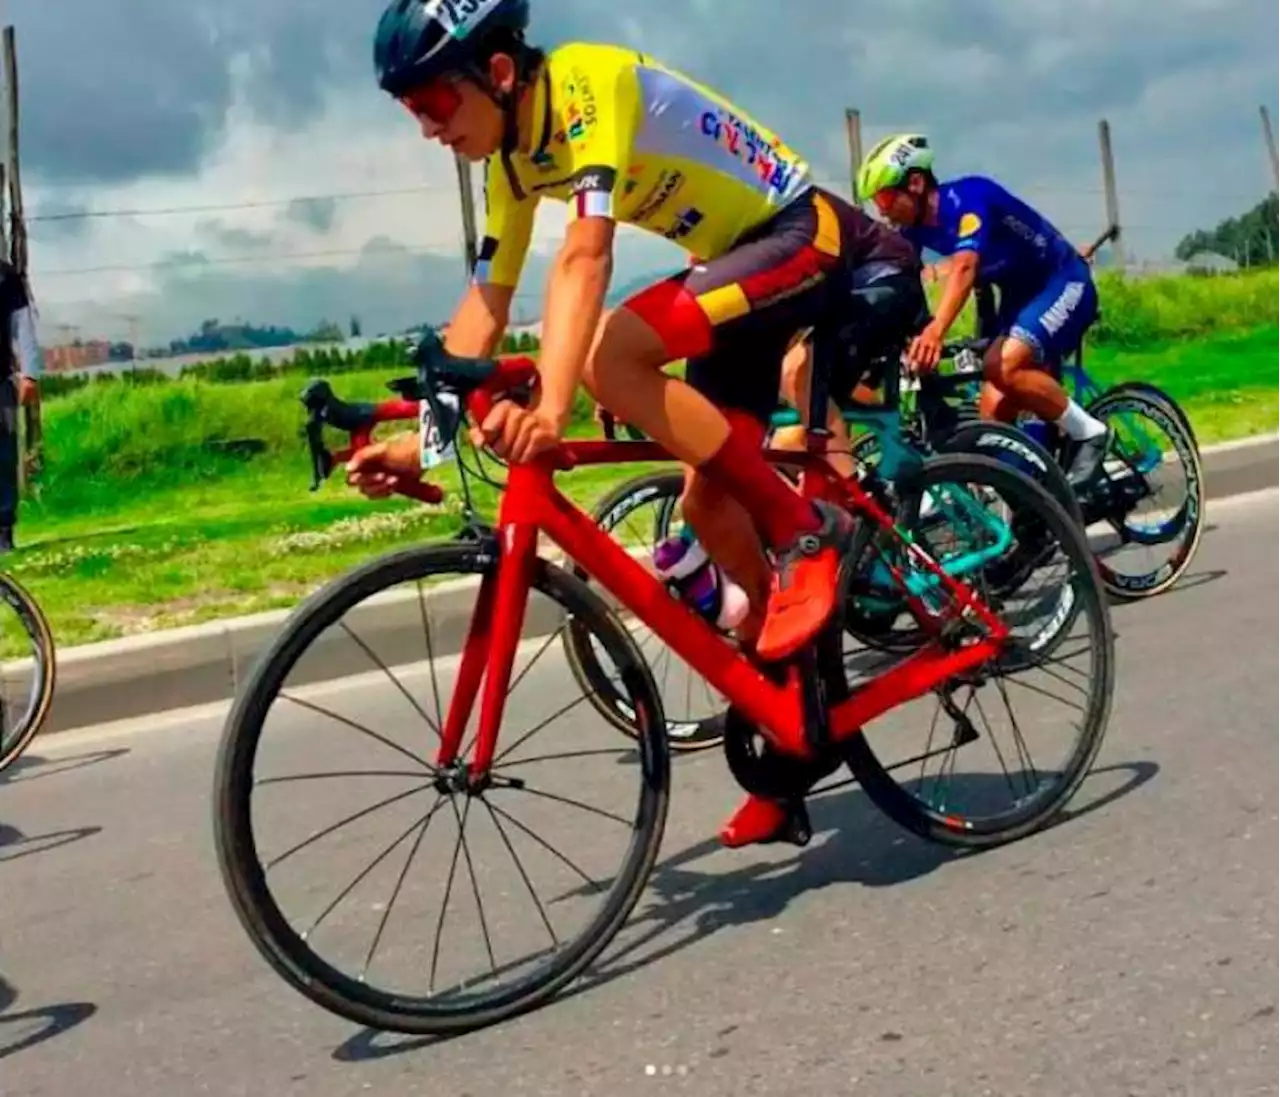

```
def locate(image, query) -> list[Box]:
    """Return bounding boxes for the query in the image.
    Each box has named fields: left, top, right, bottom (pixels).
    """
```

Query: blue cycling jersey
left=902, top=176, right=1081, bottom=286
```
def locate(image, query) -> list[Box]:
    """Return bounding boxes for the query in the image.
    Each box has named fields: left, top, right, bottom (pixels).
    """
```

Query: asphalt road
left=2, top=489, right=1276, bottom=1097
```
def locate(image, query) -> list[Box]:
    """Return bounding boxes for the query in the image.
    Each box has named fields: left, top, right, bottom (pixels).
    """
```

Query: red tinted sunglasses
left=400, top=79, right=463, bottom=126
left=872, top=188, right=898, bottom=213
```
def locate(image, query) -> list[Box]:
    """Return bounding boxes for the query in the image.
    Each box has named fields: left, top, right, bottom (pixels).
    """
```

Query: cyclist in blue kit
left=857, top=134, right=1110, bottom=487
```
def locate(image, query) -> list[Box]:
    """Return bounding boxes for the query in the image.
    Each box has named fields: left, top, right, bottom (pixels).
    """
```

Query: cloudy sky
left=8, top=0, right=1278, bottom=346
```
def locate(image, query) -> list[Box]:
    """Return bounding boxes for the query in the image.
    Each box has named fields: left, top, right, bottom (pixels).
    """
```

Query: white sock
left=1056, top=400, right=1107, bottom=442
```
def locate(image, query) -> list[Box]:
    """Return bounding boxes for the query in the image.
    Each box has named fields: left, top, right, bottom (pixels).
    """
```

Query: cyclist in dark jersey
left=857, top=135, right=1110, bottom=487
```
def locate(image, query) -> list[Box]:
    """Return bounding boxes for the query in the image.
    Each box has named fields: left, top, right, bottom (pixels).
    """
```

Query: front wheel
left=213, top=542, right=671, bottom=1036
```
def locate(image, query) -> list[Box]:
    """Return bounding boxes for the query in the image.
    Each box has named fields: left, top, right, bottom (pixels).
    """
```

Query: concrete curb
left=34, top=433, right=1279, bottom=737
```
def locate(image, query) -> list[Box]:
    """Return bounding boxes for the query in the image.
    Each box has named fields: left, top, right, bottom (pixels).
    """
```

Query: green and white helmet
left=856, top=134, right=934, bottom=201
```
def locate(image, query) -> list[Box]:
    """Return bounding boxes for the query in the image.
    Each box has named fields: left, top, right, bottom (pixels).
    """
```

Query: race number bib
left=420, top=394, right=460, bottom=470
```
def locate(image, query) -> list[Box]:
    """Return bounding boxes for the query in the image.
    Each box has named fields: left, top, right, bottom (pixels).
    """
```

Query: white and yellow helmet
left=856, top=134, right=934, bottom=202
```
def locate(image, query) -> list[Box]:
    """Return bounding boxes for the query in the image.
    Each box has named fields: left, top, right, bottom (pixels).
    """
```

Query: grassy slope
left=8, top=268, right=1278, bottom=650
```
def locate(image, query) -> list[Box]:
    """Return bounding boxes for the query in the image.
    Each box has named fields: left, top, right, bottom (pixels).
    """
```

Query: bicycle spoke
left=483, top=798, right=559, bottom=948
left=280, top=693, right=434, bottom=772
left=265, top=782, right=431, bottom=872
left=493, top=746, right=633, bottom=771
left=361, top=797, right=446, bottom=977
left=255, top=769, right=426, bottom=788
left=501, top=782, right=634, bottom=828
left=461, top=620, right=571, bottom=760
left=490, top=691, right=595, bottom=768
left=303, top=795, right=443, bottom=941
left=970, top=690, right=1025, bottom=801
left=453, top=797, right=498, bottom=980
left=992, top=674, right=1044, bottom=789
left=339, top=620, right=441, bottom=740
left=428, top=801, right=469, bottom=994
left=1000, top=672, right=1086, bottom=712
left=417, top=579, right=445, bottom=733
left=485, top=800, right=604, bottom=894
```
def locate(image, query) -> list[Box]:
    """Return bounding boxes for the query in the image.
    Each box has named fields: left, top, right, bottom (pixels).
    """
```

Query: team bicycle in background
left=210, top=0, right=1197, bottom=1036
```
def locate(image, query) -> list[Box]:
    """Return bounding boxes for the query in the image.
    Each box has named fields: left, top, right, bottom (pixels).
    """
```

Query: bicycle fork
left=434, top=521, right=539, bottom=786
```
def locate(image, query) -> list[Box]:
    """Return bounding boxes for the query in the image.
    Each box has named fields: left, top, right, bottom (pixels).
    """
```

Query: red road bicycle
left=212, top=332, right=1113, bottom=1036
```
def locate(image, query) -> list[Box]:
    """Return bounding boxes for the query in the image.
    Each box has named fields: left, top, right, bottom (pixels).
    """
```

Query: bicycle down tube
left=433, top=444, right=1008, bottom=778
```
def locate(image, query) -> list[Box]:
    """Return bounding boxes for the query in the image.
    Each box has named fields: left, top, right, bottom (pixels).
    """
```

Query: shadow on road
left=0, top=974, right=96, bottom=1064
left=0, top=748, right=131, bottom=788
left=0, top=823, right=102, bottom=864
left=332, top=758, right=1157, bottom=1063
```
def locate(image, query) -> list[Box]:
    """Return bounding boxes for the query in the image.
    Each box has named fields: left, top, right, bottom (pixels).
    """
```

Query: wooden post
left=3, top=26, right=26, bottom=277
left=2, top=25, right=38, bottom=496
left=1097, top=119, right=1123, bottom=267
left=454, top=152, right=479, bottom=279
left=845, top=108, right=864, bottom=203
left=1260, top=105, right=1279, bottom=191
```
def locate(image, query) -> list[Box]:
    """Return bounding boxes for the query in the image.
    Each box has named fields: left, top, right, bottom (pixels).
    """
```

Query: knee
left=585, top=305, right=670, bottom=398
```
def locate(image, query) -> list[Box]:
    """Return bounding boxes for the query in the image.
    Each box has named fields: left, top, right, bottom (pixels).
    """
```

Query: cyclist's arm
left=538, top=216, right=614, bottom=431
left=454, top=158, right=537, bottom=356
left=930, top=206, right=988, bottom=334
left=533, top=54, right=632, bottom=431
left=445, top=283, right=514, bottom=358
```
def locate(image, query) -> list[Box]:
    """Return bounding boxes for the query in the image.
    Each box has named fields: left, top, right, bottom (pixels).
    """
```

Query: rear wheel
left=839, top=454, right=1114, bottom=849
left=1082, top=384, right=1205, bottom=601
left=564, top=470, right=729, bottom=753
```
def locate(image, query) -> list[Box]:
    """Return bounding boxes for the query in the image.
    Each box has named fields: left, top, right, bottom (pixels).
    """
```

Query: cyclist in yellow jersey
left=349, top=0, right=921, bottom=848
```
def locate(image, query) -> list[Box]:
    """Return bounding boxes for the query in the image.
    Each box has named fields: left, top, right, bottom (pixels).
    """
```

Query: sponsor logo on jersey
left=699, top=110, right=798, bottom=193
left=664, top=207, right=704, bottom=241
left=958, top=212, right=983, bottom=238
left=570, top=166, right=616, bottom=220
left=562, top=67, right=598, bottom=145
left=631, top=169, right=685, bottom=222
left=1001, top=214, right=1048, bottom=250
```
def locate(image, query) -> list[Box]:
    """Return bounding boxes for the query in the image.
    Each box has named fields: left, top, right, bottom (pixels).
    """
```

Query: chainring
left=721, top=706, right=846, bottom=800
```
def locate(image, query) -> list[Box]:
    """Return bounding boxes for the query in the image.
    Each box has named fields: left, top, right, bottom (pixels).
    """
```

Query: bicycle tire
left=1084, top=385, right=1206, bottom=601
left=1103, top=380, right=1199, bottom=452
left=564, top=469, right=730, bottom=753
left=213, top=541, right=671, bottom=1036
left=842, top=453, right=1115, bottom=850
left=0, top=572, right=58, bottom=774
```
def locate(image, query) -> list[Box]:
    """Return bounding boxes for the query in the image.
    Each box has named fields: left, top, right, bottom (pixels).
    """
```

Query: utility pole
left=1260, top=105, right=1278, bottom=191
left=3, top=26, right=26, bottom=277
left=0, top=162, right=7, bottom=262
left=1097, top=119, right=1124, bottom=267
left=844, top=108, right=864, bottom=204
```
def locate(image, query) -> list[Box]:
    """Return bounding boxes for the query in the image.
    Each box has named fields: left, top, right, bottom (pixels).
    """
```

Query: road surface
left=2, top=489, right=1276, bottom=1097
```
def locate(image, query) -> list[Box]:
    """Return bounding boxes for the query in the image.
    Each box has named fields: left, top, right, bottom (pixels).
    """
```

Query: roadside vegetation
left=14, top=267, right=1278, bottom=648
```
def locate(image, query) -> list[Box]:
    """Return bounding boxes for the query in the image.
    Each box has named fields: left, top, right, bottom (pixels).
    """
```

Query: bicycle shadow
left=0, top=748, right=130, bottom=788
left=333, top=758, right=1156, bottom=1063
left=0, top=974, right=97, bottom=1064
left=0, top=822, right=102, bottom=864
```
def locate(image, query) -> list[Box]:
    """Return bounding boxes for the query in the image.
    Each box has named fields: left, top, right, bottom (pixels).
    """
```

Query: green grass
left=6, top=311, right=1276, bottom=652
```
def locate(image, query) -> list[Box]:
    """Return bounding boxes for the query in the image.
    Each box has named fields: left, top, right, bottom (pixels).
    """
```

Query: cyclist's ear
left=487, top=52, right=518, bottom=95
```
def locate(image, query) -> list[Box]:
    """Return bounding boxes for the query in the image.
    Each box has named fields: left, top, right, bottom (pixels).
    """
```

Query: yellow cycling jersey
left=474, top=42, right=814, bottom=288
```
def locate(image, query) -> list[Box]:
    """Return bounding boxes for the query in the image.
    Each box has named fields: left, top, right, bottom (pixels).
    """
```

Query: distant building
left=44, top=340, right=113, bottom=372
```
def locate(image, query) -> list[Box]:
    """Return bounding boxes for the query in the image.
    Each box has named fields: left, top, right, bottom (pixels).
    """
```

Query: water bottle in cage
left=651, top=527, right=750, bottom=632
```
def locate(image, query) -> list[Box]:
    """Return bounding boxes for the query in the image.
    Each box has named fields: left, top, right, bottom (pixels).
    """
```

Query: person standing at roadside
left=0, top=258, right=42, bottom=552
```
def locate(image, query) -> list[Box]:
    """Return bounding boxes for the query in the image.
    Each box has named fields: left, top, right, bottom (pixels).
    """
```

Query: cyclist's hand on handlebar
left=471, top=402, right=562, bottom=464
left=905, top=322, right=945, bottom=372
left=346, top=431, right=421, bottom=499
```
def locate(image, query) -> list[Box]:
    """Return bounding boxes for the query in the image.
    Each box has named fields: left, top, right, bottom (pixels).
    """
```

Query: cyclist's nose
left=419, top=115, right=445, bottom=140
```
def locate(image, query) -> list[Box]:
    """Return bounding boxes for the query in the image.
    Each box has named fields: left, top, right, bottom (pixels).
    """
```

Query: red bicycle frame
left=397, top=356, right=1013, bottom=777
